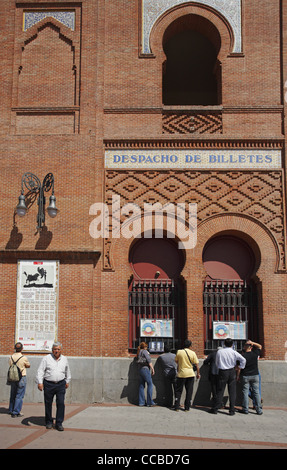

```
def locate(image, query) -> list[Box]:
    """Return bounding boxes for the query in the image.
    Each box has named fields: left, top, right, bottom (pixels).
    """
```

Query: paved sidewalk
left=0, top=402, right=287, bottom=450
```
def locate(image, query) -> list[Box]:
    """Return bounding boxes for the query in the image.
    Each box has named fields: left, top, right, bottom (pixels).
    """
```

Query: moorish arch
left=108, top=210, right=195, bottom=352
left=147, top=0, right=241, bottom=58
left=147, top=3, right=236, bottom=107
left=196, top=213, right=279, bottom=276
left=18, top=21, right=76, bottom=108
left=162, top=14, right=222, bottom=105
left=195, top=213, right=279, bottom=352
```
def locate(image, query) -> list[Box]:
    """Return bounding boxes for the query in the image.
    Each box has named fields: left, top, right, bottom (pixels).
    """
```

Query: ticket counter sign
left=105, top=149, right=281, bottom=170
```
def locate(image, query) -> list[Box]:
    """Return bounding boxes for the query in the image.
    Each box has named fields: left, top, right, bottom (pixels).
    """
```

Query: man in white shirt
left=36, top=342, right=71, bottom=431
left=209, top=338, right=246, bottom=415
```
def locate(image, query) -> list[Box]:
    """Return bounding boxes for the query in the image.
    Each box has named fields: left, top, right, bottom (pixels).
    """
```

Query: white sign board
left=213, top=321, right=247, bottom=340
left=140, top=319, right=173, bottom=338
left=16, top=260, right=59, bottom=351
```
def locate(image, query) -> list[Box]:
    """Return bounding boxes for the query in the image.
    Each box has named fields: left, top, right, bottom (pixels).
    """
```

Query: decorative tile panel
left=162, top=111, right=223, bottom=134
left=141, top=0, right=242, bottom=54
left=23, top=11, right=75, bottom=31
left=104, top=170, right=285, bottom=271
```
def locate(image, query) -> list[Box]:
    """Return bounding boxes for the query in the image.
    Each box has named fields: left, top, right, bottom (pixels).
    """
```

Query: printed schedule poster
left=213, top=321, right=247, bottom=340
left=16, top=260, right=59, bottom=352
left=140, top=319, right=173, bottom=338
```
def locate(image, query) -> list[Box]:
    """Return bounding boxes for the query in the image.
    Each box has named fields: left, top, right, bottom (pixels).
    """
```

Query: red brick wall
left=0, top=0, right=286, bottom=359
left=17, top=25, right=76, bottom=108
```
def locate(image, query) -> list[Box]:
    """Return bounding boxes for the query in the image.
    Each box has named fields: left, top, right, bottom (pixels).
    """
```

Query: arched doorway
left=128, top=237, right=186, bottom=353
left=203, top=235, right=259, bottom=352
left=162, top=14, right=222, bottom=105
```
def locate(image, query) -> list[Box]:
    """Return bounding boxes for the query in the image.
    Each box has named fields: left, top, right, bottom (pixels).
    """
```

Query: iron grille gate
left=203, top=279, right=258, bottom=352
left=129, top=279, right=181, bottom=352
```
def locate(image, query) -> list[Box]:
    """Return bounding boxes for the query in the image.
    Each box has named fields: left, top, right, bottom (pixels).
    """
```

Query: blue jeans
left=242, top=374, right=262, bottom=414
left=9, top=376, right=27, bottom=415
left=139, top=367, right=154, bottom=406
left=249, top=371, right=261, bottom=405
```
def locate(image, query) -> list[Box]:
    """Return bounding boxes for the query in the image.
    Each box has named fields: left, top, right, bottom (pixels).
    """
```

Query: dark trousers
left=209, top=374, right=220, bottom=406
left=175, top=376, right=195, bottom=411
left=43, top=379, right=66, bottom=426
left=214, top=368, right=236, bottom=412
left=164, top=373, right=177, bottom=407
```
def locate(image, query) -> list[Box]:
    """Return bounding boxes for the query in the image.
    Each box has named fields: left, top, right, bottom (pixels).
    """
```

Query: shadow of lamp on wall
left=16, top=173, right=58, bottom=236
left=5, top=212, right=23, bottom=249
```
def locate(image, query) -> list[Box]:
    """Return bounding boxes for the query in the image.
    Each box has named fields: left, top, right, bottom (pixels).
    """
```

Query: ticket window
left=203, top=235, right=259, bottom=352
left=128, top=238, right=185, bottom=352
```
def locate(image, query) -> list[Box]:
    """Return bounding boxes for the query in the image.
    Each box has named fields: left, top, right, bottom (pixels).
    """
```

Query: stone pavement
left=1, top=402, right=287, bottom=450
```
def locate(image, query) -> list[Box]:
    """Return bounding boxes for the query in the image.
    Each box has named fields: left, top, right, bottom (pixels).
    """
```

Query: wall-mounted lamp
left=16, top=172, right=58, bottom=230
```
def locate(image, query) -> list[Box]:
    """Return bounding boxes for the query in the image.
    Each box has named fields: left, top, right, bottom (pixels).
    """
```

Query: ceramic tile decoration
left=23, top=11, right=75, bottom=31
left=141, top=0, right=242, bottom=54
left=105, top=150, right=282, bottom=170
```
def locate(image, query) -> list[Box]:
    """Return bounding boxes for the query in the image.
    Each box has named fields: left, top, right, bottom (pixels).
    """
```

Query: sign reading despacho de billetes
left=105, top=149, right=282, bottom=170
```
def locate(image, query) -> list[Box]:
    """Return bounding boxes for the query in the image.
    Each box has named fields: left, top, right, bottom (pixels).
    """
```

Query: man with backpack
left=8, top=342, right=30, bottom=417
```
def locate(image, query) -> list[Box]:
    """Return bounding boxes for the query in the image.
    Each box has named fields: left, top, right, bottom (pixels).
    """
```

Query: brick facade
left=0, top=0, right=286, bottom=360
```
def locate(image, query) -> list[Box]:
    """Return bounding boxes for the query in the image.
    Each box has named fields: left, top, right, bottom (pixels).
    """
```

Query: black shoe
left=208, top=409, right=217, bottom=414
left=46, top=423, right=53, bottom=429
left=56, top=425, right=64, bottom=431
left=229, top=411, right=235, bottom=416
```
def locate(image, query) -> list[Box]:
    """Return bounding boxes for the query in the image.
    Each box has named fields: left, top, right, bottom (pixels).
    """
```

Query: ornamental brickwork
left=0, top=0, right=287, bottom=360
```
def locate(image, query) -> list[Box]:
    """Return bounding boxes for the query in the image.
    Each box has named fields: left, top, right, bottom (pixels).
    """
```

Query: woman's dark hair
left=137, top=342, right=148, bottom=356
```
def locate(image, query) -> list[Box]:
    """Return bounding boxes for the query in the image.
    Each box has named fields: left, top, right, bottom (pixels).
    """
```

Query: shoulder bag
left=184, top=349, right=197, bottom=372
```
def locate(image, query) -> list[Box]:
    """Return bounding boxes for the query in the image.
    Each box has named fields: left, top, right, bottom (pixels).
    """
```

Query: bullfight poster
left=16, top=260, right=59, bottom=351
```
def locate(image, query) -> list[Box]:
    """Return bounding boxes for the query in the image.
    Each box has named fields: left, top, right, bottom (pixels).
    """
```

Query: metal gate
left=129, top=279, right=184, bottom=352
left=203, top=279, right=258, bottom=352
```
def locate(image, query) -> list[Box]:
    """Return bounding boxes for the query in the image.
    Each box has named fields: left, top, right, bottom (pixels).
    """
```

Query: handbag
left=184, top=349, right=197, bottom=372
left=137, top=350, right=148, bottom=365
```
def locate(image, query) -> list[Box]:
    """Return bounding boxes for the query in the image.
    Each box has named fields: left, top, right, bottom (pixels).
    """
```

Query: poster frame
left=140, top=318, right=173, bottom=338
left=15, top=260, right=59, bottom=352
left=212, top=321, right=248, bottom=341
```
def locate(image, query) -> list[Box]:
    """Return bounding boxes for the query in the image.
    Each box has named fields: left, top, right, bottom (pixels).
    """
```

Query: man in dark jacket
left=204, top=347, right=221, bottom=407
left=159, top=345, right=177, bottom=408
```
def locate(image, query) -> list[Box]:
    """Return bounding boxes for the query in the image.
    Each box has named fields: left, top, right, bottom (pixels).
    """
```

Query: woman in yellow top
left=174, top=339, right=200, bottom=411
